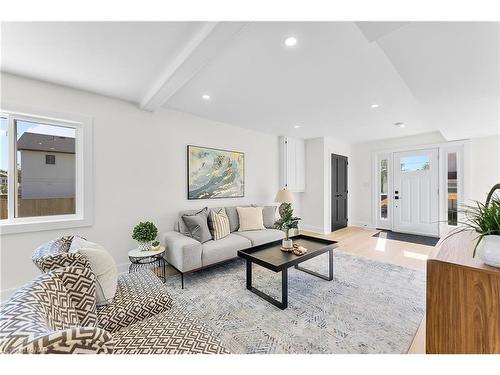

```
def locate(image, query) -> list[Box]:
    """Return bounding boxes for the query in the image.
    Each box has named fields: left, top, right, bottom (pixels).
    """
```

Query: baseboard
left=299, top=224, right=328, bottom=234
left=348, top=221, right=376, bottom=230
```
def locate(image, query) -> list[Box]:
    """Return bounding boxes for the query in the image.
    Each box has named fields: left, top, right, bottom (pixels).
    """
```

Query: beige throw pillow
left=210, top=208, right=231, bottom=240
left=69, top=237, right=118, bottom=306
left=237, top=206, right=266, bottom=231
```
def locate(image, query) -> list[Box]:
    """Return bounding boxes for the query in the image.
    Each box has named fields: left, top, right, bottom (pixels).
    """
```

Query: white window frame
left=0, top=103, right=93, bottom=234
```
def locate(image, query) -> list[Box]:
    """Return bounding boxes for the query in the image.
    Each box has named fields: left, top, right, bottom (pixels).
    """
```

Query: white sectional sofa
left=162, top=206, right=284, bottom=288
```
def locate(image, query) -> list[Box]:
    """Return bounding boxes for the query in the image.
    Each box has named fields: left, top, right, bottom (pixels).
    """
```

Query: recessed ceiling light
left=394, top=122, right=405, bottom=128
left=293, top=125, right=301, bottom=129
left=38, top=142, right=43, bottom=145
left=284, top=36, right=297, bottom=47
left=202, top=94, right=211, bottom=101
left=371, top=104, right=379, bottom=108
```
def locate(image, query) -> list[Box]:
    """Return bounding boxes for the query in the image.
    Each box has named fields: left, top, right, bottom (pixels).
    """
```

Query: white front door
left=393, top=149, right=439, bottom=237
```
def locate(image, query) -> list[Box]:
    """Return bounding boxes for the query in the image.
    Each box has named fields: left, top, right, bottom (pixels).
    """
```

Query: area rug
left=164, top=251, right=425, bottom=354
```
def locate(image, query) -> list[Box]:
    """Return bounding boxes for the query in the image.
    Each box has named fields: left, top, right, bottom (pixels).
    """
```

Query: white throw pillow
left=237, top=206, right=266, bottom=231
left=69, top=237, right=118, bottom=306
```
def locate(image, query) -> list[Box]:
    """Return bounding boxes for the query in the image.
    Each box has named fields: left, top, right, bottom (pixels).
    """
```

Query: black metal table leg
left=281, top=268, right=288, bottom=309
left=246, top=260, right=252, bottom=289
left=294, top=249, right=334, bottom=281
left=246, top=261, right=289, bottom=310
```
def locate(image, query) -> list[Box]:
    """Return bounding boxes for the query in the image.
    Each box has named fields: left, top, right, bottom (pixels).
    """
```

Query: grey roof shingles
left=17, top=132, right=75, bottom=154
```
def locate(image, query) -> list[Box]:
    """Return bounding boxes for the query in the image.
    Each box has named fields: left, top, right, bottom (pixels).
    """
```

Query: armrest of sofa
left=161, top=231, right=202, bottom=273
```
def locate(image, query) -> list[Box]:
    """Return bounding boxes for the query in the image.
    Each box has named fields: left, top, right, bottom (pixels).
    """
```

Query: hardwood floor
left=301, top=226, right=433, bottom=354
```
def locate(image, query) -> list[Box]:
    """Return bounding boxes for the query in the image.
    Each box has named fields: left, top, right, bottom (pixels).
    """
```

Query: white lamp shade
left=275, top=189, right=294, bottom=203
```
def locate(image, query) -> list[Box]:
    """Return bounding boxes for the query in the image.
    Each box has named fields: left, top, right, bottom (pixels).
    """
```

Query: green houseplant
left=132, top=221, right=158, bottom=251
left=461, top=186, right=500, bottom=267
left=274, top=203, right=301, bottom=248
left=444, top=184, right=500, bottom=267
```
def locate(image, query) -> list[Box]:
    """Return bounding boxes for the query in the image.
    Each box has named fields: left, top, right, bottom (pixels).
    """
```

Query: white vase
left=476, top=235, right=500, bottom=268
left=282, top=239, right=293, bottom=248
left=137, top=240, right=153, bottom=251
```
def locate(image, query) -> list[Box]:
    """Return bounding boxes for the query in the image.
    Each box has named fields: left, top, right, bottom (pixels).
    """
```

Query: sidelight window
left=380, top=159, right=388, bottom=219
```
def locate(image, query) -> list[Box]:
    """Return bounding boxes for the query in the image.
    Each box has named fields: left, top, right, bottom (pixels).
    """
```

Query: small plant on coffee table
left=274, top=203, right=301, bottom=242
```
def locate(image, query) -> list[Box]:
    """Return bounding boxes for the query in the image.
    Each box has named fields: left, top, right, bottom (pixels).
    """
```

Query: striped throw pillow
left=210, top=208, right=231, bottom=240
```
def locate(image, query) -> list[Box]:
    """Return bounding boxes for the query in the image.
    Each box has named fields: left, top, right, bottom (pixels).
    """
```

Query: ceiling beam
left=140, top=21, right=247, bottom=111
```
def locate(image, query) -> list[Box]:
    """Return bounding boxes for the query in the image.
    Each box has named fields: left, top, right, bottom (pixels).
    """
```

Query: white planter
left=282, top=239, right=293, bottom=248
left=476, top=235, right=500, bottom=268
left=137, top=240, right=153, bottom=251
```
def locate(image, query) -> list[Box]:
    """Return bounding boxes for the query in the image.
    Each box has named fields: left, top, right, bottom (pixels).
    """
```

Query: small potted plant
left=132, top=221, right=158, bottom=251
left=151, top=240, right=161, bottom=251
left=274, top=203, right=301, bottom=249
left=462, top=185, right=500, bottom=267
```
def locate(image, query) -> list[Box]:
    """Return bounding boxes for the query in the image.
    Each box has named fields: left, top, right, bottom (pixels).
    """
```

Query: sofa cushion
left=201, top=234, right=251, bottom=266
left=181, top=207, right=213, bottom=243
left=237, top=206, right=266, bottom=231
left=97, top=270, right=173, bottom=333
left=32, top=236, right=91, bottom=273
left=234, top=229, right=285, bottom=247
left=262, top=206, right=277, bottom=229
left=209, top=208, right=231, bottom=240
left=112, top=304, right=229, bottom=354
left=69, top=237, right=118, bottom=307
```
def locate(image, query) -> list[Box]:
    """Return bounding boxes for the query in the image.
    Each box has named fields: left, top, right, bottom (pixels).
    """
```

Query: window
left=380, top=159, right=388, bottom=219
left=0, top=106, right=93, bottom=234
left=15, top=120, right=76, bottom=218
left=447, top=153, right=458, bottom=226
left=45, top=155, right=56, bottom=165
left=0, top=117, right=8, bottom=220
left=400, top=155, right=430, bottom=172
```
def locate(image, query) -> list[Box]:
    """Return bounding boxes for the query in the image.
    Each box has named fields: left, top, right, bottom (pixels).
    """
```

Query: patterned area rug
left=164, top=251, right=425, bottom=354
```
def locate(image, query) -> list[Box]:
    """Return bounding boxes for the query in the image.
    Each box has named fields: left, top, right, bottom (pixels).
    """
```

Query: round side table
left=128, top=246, right=166, bottom=283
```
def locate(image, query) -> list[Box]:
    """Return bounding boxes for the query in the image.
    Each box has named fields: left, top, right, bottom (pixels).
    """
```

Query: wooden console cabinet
left=426, top=231, right=500, bottom=353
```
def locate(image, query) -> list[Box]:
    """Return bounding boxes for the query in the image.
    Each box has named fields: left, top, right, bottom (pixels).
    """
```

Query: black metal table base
left=129, top=255, right=167, bottom=283
left=246, top=249, right=333, bottom=310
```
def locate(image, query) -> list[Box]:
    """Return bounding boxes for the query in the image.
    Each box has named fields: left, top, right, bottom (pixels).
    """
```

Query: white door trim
left=372, top=139, right=470, bottom=238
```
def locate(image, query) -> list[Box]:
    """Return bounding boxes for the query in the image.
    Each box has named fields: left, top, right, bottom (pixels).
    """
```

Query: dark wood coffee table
left=237, top=234, right=338, bottom=309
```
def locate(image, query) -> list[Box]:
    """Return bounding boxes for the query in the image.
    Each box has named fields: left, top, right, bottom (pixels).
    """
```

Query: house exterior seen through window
left=0, top=118, right=77, bottom=220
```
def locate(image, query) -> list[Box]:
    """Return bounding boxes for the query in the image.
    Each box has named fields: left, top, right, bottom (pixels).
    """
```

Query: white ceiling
left=1, top=21, right=499, bottom=143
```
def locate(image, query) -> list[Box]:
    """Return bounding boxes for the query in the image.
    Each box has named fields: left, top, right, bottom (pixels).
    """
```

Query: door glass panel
left=15, top=120, right=76, bottom=218
left=380, top=159, right=388, bottom=219
left=400, top=155, right=430, bottom=172
left=380, top=159, right=388, bottom=193
left=0, top=117, right=8, bottom=219
left=447, top=153, right=458, bottom=226
left=380, top=194, right=388, bottom=219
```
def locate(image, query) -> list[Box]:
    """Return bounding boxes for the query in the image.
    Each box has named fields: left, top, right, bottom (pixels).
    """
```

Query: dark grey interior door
left=331, top=153, right=348, bottom=231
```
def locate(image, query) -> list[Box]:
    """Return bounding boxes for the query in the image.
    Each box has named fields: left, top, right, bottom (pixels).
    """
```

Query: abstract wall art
left=187, top=145, right=245, bottom=199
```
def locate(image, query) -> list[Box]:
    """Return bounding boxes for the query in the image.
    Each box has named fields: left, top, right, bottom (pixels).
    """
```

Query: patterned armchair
left=0, top=266, right=114, bottom=354
left=0, top=236, right=229, bottom=354
left=32, top=235, right=173, bottom=333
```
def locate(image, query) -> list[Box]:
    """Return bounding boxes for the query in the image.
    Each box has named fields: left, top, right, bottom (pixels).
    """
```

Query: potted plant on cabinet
left=462, top=184, right=500, bottom=267
left=132, top=221, right=158, bottom=251
left=274, top=203, right=301, bottom=249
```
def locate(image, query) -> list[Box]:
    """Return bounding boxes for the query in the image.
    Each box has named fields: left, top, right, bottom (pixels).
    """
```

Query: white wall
left=300, top=136, right=351, bottom=234
left=20, top=151, right=75, bottom=198
left=469, top=135, right=500, bottom=202
left=0, top=73, right=280, bottom=300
